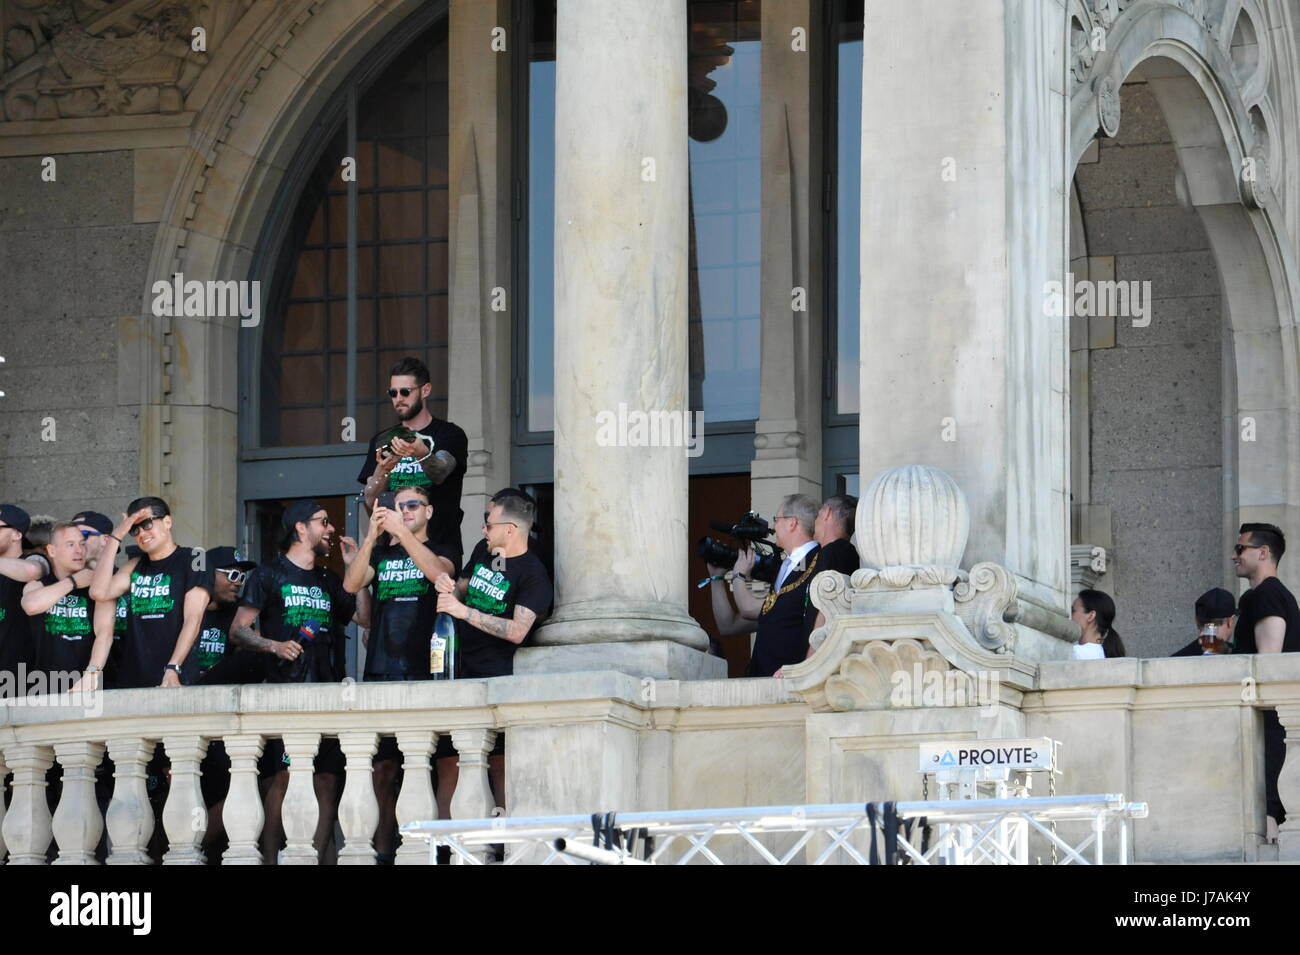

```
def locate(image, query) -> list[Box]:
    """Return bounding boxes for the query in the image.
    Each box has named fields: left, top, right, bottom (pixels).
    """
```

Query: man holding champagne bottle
left=343, top=484, right=457, bottom=862
left=433, top=488, right=552, bottom=818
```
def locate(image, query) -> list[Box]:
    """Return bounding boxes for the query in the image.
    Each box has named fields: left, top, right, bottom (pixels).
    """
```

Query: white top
left=1072, top=642, right=1105, bottom=660
left=775, top=540, right=819, bottom=591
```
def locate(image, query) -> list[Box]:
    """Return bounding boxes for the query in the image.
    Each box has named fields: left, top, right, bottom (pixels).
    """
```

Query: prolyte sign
left=918, top=738, right=1057, bottom=773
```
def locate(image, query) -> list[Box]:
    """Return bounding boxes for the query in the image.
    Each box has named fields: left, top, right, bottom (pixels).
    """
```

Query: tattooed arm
left=435, top=591, right=537, bottom=645
left=419, top=449, right=457, bottom=485
left=229, top=605, right=297, bottom=660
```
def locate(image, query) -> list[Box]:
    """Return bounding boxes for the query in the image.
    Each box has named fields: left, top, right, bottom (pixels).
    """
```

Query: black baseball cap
left=282, top=499, right=326, bottom=531
left=71, top=511, right=114, bottom=535
left=206, top=546, right=257, bottom=572
left=0, top=504, right=31, bottom=535
left=1195, top=588, right=1237, bottom=622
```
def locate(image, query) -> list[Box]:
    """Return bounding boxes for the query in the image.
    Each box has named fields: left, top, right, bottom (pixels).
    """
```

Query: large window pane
left=526, top=2, right=556, bottom=433
left=834, top=3, right=863, bottom=416
left=261, top=20, right=450, bottom=448
left=689, top=0, right=762, bottom=424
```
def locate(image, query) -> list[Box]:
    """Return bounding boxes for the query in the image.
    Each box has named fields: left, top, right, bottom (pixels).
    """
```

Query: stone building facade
left=0, top=0, right=1297, bottom=665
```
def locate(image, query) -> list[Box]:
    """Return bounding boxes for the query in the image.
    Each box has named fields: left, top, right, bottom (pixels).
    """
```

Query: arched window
left=250, top=15, right=450, bottom=455
left=239, top=6, right=449, bottom=613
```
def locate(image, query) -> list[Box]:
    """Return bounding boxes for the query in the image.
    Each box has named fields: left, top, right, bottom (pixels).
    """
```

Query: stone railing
left=8, top=653, right=1298, bottom=865
left=0, top=680, right=513, bottom=866
left=0, top=673, right=806, bottom=866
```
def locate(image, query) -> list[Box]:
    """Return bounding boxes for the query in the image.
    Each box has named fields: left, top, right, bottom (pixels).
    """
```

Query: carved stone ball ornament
left=856, top=464, right=969, bottom=572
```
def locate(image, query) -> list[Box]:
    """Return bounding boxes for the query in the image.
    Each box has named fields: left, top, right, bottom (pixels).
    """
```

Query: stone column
left=161, top=734, right=208, bottom=865
left=394, top=730, right=438, bottom=865
left=448, top=0, right=513, bottom=556
left=52, top=741, right=106, bottom=865
left=336, top=731, right=379, bottom=865
left=751, top=0, right=825, bottom=519
left=525, top=0, right=720, bottom=682
left=1275, top=705, right=1300, bottom=861
left=856, top=0, right=1070, bottom=613
left=221, top=734, right=265, bottom=865
left=280, top=732, right=322, bottom=865
left=2, top=744, right=54, bottom=864
left=105, top=738, right=155, bottom=865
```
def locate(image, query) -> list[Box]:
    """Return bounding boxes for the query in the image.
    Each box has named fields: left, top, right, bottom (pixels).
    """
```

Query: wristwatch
left=85, top=664, right=100, bottom=674
left=163, top=663, right=183, bottom=677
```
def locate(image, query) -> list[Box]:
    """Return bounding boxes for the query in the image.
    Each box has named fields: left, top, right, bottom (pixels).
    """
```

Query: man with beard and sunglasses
left=357, top=356, right=468, bottom=569
left=229, top=499, right=361, bottom=863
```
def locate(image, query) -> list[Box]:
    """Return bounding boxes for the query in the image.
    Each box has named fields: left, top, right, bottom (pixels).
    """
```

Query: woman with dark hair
left=1070, top=588, right=1127, bottom=659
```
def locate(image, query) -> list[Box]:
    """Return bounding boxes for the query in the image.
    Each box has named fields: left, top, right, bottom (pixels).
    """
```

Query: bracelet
left=108, top=534, right=121, bottom=543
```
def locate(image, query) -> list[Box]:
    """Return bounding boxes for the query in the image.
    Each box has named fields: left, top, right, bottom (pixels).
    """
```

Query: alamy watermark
left=150, top=272, right=260, bottom=327
left=50, top=885, right=151, bottom=935
left=1043, top=273, right=1152, bottom=327
left=0, top=664, right=104, bottom=717
left=889, top=663, right=1001, bottom=717
left=595, top=403, right=704, bottom=458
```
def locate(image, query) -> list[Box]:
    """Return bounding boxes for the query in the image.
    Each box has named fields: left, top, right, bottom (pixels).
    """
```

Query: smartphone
left=377, top=491, right=396, bottom=511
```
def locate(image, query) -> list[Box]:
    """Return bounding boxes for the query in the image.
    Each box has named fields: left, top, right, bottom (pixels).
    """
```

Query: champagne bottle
left=430, top=612, right=457, bottom=679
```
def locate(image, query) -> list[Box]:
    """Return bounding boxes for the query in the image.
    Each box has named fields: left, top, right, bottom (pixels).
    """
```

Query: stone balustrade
left=0, top=679, right=521, bottom=866
left=3, top=660, right=1300, bottom=864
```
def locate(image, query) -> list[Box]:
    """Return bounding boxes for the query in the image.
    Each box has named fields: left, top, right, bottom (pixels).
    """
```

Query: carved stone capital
left=953, top=562, right=1019, bottom=653
left=851, top=565, right=960, bottom=592
left=783, top=606, right=1035, bottom=713
left=1070, top=544, right=1108, bottom=594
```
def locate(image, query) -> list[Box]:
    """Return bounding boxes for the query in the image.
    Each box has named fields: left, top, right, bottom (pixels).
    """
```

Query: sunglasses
left=128, top=516, right=162, bottom=537
left=388, top=387, right=418, bottom=398
left=396, top=500, right=425, bottom=512
left=483, top=513, right=517, bottom=529
left=217, top=568, right=248, bottom=584
left=1233, top=544, right=1263, bottom=556
left=79, top=528, right=103, bottom=538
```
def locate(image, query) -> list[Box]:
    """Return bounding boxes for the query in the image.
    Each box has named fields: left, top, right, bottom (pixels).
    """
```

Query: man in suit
left=730, top=494, right=821, bottom=677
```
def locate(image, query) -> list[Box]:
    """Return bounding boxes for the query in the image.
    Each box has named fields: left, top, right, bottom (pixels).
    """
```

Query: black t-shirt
left=802, top=538, right=859, bottom=636
left=0, top=556, right=45, bottom=682
left=121, top=546, right=209, bottom=688
left=357, top=418, right=469, bottom=560
left=104, top=595, right=128, bottom=689
left=366, top=538, right=459, bottom=678
left=456, top=540, right=552, bottom=678
left=1234, top=577, right=1300, bottom=654
left=241, top=555, right=356, bottom=683
left=196, top=603, right=239, bottom=678
left=29, top=573, right=95, bottom=676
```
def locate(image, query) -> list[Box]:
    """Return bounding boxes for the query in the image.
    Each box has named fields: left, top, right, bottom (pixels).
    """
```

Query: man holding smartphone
left=357, top=357, right=468, bottom=568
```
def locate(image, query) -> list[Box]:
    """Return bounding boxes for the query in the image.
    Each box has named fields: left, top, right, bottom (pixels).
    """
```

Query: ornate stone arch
left=127, top=0, right=433, bottom=543
left=1067, top=0, right=1300, bottom=577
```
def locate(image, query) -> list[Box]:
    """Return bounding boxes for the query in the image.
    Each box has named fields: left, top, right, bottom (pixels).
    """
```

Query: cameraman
left=728, top=494, right=821, bottom=677
left=709, top=495, right=860, bottom=660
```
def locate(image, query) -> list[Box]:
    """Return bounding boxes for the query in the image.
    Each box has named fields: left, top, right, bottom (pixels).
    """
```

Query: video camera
left=697, top=512, right=783, bottom=586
